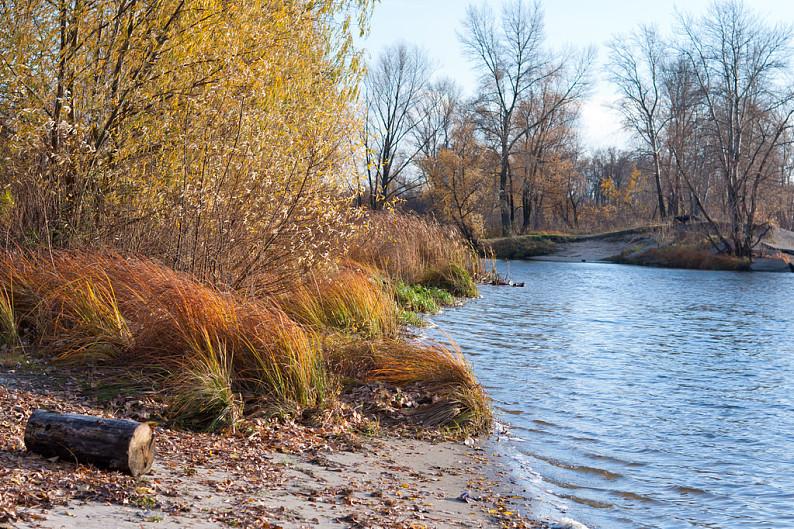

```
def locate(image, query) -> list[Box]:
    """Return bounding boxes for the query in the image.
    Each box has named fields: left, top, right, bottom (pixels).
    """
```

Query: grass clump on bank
left=280, top=266, right=400, bottom=339
left=349, top=211, right=482, bottom=323
left=610, top=246, right=751, bottom=271
left=0, top=244, right=491, bottom=435
left=0, top=250, right=329, bottom=430
left=418, top=263, right=478, bottom=298
left=328, top=338, right=492, bottom=433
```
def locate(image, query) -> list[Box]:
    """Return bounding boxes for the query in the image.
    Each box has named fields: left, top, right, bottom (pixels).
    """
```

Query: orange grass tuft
left=280, top=265, right=400, bottom=339
left=0, top=249, right=327, bottom=428
left=328, top=337, right=492, bottom=433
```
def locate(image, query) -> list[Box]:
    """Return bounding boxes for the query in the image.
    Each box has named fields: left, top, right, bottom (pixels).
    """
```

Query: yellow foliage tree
left=421, top=121, right=490, bottom=243
left=0, top=0, right=372, bottom=291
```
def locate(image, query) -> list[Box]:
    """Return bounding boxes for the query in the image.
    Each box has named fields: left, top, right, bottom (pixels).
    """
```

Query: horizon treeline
left=361, top=0, right=794, bottom=256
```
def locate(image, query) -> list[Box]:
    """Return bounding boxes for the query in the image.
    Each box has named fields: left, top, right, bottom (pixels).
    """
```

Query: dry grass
left=0, top=249, right=327, bottom=429
left=350, top=211, right=482, bottom=289
left=0, top=286, right=18, bottom=349
left=327, top=338, right=492, bottom=433
left=279, top=265, right=400, bottom=339
left=0, top=248, right=492, bottom=433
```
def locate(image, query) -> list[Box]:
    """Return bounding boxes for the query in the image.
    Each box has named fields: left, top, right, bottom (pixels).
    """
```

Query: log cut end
left=128, top=423, right=155, bottom=477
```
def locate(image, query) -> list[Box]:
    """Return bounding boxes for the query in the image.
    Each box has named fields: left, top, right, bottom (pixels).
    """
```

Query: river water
left=423, top=260, right=794, bottom=529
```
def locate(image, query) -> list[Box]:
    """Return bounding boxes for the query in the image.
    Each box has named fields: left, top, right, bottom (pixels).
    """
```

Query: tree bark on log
left=24, top=410, right=155, bottom=477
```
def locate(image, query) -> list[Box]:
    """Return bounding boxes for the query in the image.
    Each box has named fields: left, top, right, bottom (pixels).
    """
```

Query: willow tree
left=0, top=0, right=372, bottom=290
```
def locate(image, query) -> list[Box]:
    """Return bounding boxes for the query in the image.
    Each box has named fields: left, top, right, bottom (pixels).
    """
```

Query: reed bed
left=350, top=212, right=482, bottom=294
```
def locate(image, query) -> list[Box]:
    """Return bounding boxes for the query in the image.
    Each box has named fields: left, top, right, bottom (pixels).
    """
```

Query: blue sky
left=358, top=0, right=794, bottom=151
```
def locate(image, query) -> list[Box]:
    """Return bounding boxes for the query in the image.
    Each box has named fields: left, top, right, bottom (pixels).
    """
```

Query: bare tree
left=676, top=0, right=794, bottom=257
left=414, top=77, right=462, bottom=162
left=362, top=42, right=433, bottom=208
left=662, top=55, right=710, bottom=217
left=459, top=0, right=591, bottom=235
left=607, top=24, right=669, bottom=219
left=514, top=76, right=582, bottom=231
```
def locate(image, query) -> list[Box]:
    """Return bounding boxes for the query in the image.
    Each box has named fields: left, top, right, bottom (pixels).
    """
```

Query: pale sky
left=358, top=0, right=794, bottom=152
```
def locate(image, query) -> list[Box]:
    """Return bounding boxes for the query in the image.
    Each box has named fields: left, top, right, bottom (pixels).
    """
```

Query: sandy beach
left=1, top=368, right=540, bottom=529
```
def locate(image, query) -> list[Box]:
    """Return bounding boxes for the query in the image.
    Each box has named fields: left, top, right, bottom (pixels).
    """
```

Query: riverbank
left=481, top=225, right=794, bottom=271
left=0, top=367, right=542, bottom=529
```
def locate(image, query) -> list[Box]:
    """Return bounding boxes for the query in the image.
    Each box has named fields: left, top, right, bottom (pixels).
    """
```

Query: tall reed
left=350, top=211, right=482, bottom=289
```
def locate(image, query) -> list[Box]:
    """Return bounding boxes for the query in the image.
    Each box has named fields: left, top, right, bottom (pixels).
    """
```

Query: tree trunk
left=521, top=184, right=531, bottom=232
left=651, top=138, right=666, bottom=219
left=25, top=410, right=155, bottom=477
left=499, top=150, right=511, bottom=236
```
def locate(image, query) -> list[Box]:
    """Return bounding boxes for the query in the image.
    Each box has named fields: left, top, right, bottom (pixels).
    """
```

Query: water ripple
left=427, top=261, right=794, bottom=529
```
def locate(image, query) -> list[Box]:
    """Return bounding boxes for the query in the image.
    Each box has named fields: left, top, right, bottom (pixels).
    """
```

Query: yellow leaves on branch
left=1, top=0, right=374, bottom=289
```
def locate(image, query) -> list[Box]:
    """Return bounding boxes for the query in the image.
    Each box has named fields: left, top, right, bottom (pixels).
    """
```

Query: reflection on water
left=424, top=261, right=794, bottom=529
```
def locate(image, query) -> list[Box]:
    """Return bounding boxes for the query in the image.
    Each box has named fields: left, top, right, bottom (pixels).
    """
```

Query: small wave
left=557, top=493, right=613, bottom=509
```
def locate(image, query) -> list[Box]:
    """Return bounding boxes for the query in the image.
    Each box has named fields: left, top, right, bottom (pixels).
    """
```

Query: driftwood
left=24, top=410, right=155, bottom=477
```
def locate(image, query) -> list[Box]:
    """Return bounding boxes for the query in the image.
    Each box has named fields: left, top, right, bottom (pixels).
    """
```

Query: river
left=423, top=260, right=794, bottom=529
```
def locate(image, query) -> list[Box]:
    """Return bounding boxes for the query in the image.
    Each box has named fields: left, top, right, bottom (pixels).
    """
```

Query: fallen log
left=24, top=410, right=155, bottom=477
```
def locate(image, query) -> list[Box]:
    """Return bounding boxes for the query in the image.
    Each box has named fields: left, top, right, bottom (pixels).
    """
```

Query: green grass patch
left=393, top=281, right=454, bottom=314
left=418, top=264, right=478, bottom=298
left=480, top=236, right=558, bottom=259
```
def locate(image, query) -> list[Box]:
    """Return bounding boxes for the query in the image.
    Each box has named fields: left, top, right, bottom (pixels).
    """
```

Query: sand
left=1, top=369, right=540, bottom=529
left=9, top=438, right=533, bottom=529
